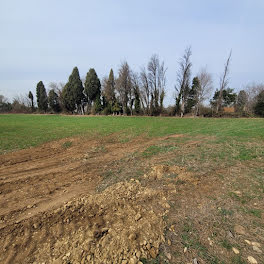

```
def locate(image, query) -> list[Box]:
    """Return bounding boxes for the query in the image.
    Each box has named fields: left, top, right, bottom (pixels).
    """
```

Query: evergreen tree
left=105, top=69, right=116, bottom=106
left=84, top=68, right=101, bottom=106
left=134, top=87, right=141, bottom=114
left=94, top=94, right=102, bottom=114
left=62, top=82, right=75, bottom=113
left=36, top=81, right=48, bottom=112
left=186, top=77, right=199, bottom=113
left=48, top=89, right=61, bottom=113
left=131, top=73, right=141, bottom=115
left=28, top=91, right=34, bottom=111
left=62, top=67, right=84, bottom=113
left=254, top=90, right=264, bottom=117
left=211, top=88, right=237, bottom=110
left=71, top=67, right=84, bottom=112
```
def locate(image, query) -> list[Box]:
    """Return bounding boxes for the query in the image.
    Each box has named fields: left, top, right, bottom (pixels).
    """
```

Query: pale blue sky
left=0, top=0, right=263, bottom=105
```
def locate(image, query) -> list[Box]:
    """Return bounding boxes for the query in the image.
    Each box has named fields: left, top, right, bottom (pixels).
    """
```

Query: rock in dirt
left=232, top=247, right=239, bottom=254
left=227, top=230, right=234, bottom=238
left=245, top=239, right=251, bottom=245
left=234, top=224, right=246, bottom=235
left=135, top=213, right=142, bottom=221
left=146, top=243, right=151, bottom=250
left=251, top=242, right=261, bottom=247
left=129, top=233, right=137, bottom=240
left=252, top=246, right=262, bottom=253
left=129, top=256, right=137, bottom=264
left=193, top=258, right=199, bottom=264
left=247, top=256, right=258, bottom=264
left=149, top=247, right=158, bottom=258
left=165, top=252, right=172, bottom=260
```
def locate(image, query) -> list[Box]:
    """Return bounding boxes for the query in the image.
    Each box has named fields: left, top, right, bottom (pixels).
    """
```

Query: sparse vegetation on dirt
left=0, top=115, right=263, bottom=263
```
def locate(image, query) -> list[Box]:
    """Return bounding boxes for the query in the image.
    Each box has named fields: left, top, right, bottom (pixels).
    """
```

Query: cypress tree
left=84, top=68, right=101, bottom=106
left=71, top=67, right=84, bottom=108
left=28, top=91, right=34, bottom=111
left=62, top=67, right=84, bottom=113
left=48, top=89, right=61, bottom=113
left=36, top=81, right=48, bottom=112
left=62, top=82, right=75, bottom=113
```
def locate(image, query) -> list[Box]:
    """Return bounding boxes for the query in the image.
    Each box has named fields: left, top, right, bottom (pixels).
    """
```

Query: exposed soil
left=1, top=134, right=263, bottom=264
left=0, top=134, right=181, bottom=264
left=0, top=134, right=155, bottom=229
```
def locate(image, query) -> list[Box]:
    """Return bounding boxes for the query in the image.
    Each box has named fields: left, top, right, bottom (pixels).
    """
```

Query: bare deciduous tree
left=216, top=51, right=232, bottom=113
left=139, top=67, right=150, bottom=115
left=11, top=94, right=31, bottom=112
left=0, top=95, right=9, bottom=104
left=148, top=54, right=167, bottom=115
left=148, top=55, right=159, bottom=115
left=245, top=83, right=264, bottom=112
left=196, top=67, right=213, bottom=115
left=138, top=54, right=167, bottom=116
left=175, top=46, right=192, bottom=117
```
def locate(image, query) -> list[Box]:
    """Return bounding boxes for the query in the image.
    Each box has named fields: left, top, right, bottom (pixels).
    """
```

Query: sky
left=0, top=0, right=263, bottom=106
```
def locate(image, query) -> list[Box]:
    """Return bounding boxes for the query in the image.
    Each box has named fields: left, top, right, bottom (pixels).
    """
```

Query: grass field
left=1, top=114, right=264, bottom=154
left=0, top=114, right=263, bottom=264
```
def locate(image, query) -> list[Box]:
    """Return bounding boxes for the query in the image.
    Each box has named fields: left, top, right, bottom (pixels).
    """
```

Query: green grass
left=231, top=256, right=247, bottom=264
left=242, top=207, right=262, bottom=218
left=221, top=239, right=232, bottom=250
left=142, top=144, right=177, bottom=157
left=0, top=114, right=264, bottom=153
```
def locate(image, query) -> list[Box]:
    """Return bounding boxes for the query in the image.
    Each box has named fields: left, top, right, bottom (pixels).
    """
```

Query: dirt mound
left=0, top=180, right=167, bottom=264
left=34, top=180, right=166, bottom=264
left=144, top=164, right=192, bottom=181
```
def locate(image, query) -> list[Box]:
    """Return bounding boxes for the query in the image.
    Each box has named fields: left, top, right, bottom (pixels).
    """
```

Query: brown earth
left=0, top=134, right=183, bottom=264
left=1, top=134, right=263, bottom=264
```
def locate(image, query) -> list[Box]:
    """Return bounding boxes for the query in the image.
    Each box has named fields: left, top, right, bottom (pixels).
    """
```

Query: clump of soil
left=144, top=164, right=192, bottom=182
left=33, top=180, right=167, bottom=264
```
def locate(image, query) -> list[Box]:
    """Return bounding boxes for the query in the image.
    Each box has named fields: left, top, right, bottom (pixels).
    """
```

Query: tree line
left=1, top=48, right=264, bottom=117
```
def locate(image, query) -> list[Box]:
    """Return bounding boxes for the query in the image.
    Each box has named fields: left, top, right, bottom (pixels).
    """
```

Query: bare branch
left=197, top=67, right=213, bottom=102
left=216, top=50, right=232, bottom=113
